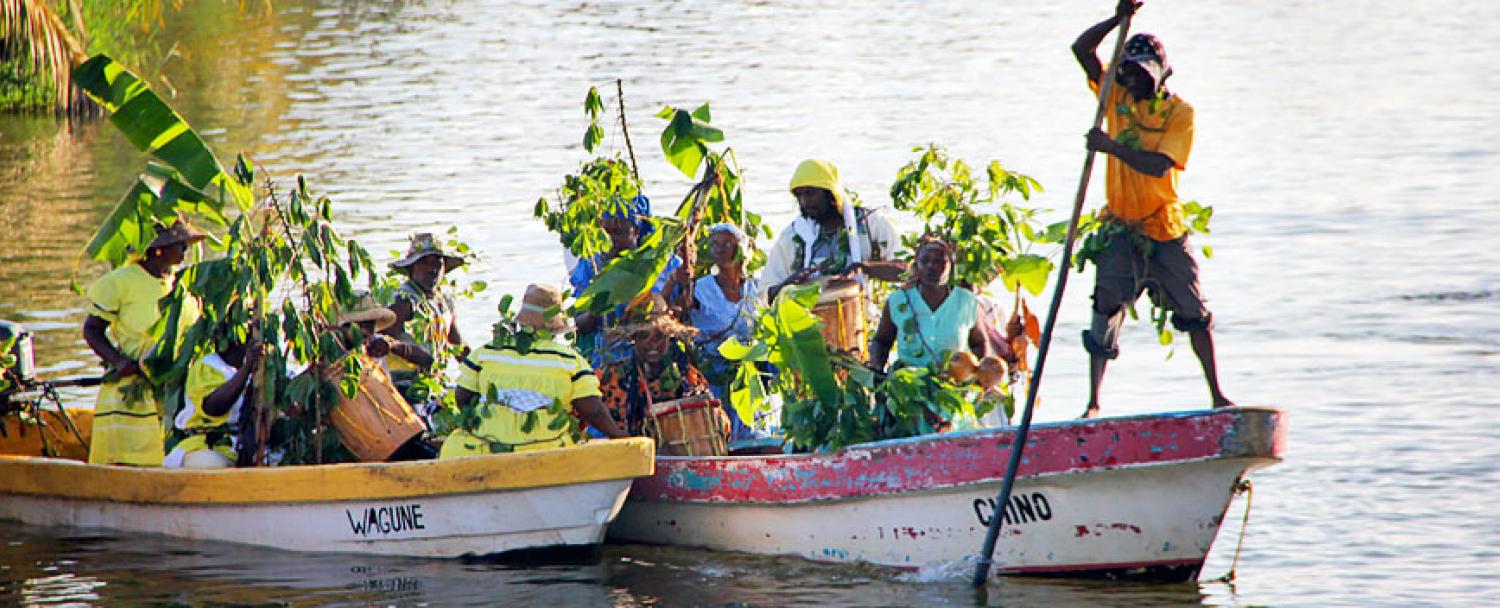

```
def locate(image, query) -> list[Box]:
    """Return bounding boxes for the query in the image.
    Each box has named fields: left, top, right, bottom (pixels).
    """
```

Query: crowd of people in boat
left=79, top=0, right=1234, bottom=467
left=82, top=158, right=1032, bottom=468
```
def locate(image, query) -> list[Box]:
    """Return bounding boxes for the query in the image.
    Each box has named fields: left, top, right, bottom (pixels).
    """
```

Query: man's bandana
left=1119, top=33, right=1172, bottom=93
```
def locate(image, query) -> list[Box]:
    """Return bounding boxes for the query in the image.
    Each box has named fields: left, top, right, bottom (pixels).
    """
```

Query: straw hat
left=515, top=283, right=571, bottom=334
left=337, top=292, right=397, bottom=331
left=390, top=233, right=466, bottom=273
left=147, top=214, right=210, bottom=250
left=610, top=293, right=698, bottom=341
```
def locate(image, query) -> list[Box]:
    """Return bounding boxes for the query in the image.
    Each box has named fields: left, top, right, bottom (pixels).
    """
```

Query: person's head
left=794, top=187, right=839, bottom=222
left=603, top=216, right=639, bottom=252
left=615, top=294, right=696, bottom=365
left=789, top=159, right=846, bottom=222
left=391, top=233, right=465, bottom=290
left=515, top=283, right=571, bottom=335
left=337, top=292, right=397, bottom=344
left=912, top=235, right=955, bottom=287
left=632, top=326, right=671, bottom=364
left=1116, top=33, right=1171, bottom=101
left=602, top=195, right=654, bottom=254
left=707, top=223, right=747, bottom=268
left=142, top=215, right=208, bottom=274
left=146, top=241, right=189, bottom=272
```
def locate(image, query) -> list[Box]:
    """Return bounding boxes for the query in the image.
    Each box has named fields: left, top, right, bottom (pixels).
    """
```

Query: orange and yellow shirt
left=1091, top=73, right=1195, bottom=242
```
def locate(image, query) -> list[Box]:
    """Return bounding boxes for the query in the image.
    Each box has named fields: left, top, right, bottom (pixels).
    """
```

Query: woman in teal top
left=869, top=235, right=987, bottom=371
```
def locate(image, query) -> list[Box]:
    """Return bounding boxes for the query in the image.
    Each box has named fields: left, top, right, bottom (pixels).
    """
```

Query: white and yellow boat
left=0, top=408, right=655, bottom=557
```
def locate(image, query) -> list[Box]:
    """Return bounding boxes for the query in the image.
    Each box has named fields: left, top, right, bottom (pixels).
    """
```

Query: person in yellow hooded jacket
left=761, top=159, right=905, bottom=301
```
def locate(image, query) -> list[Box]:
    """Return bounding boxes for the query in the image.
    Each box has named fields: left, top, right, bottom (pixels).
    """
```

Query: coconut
left=948, top=351, right=979, bottom=383
left=977, top=355, right=1008, bottom=391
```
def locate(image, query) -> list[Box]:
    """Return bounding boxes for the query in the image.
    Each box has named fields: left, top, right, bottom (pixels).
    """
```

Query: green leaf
left=72, top=55, right=250, bottom=209
left=584, top=86, right=604, bottom=118
left=773, top=290, right=840, bottom=406
left=1202, top=245, right=1214, bottom=258
left=999, top=254, right=1055, bottom=296
left=729, top=363, right=768, bottom=426
left=717, top=336, right=768, bottom=362
left=573, top=218, right=685, bottom=314
left=583, top=123, right=604, bottom=153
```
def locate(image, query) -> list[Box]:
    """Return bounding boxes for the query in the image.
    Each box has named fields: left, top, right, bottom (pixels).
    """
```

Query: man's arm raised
left=1073, top=0, right=1141, bottom=84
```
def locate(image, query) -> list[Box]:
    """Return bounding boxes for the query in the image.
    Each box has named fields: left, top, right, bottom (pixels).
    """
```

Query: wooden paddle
left=970, top=7, right=1135, bottom=587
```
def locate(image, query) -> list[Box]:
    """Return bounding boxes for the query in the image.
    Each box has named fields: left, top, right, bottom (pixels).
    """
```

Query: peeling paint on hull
left=612, top=407, right=1285, bottom=581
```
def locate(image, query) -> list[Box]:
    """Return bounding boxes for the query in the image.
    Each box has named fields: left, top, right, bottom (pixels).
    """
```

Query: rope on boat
left=1211, top=478, right=1254, bottom=583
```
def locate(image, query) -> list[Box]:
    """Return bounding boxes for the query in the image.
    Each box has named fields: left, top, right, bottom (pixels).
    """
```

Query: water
left=2, top=0, right=1497, bottom=605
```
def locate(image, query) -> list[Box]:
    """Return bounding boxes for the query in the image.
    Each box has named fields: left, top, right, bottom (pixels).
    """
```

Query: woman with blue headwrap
left=570, top=195, right=683, bottom=367
left=687, top=223, right=764, bottom=439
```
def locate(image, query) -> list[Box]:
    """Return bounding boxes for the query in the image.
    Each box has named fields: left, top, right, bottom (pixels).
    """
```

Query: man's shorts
left=1091, top=232, right=1211, bottom=332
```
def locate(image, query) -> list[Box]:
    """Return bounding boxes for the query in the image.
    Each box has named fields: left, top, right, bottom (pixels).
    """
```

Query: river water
left=1, top=0, right=1497, bottom=605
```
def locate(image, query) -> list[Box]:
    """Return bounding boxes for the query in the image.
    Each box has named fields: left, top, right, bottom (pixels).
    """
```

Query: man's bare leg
left=1188, top=327, right=1235, bottom=408
left=1083, top=353, right=1108, bottom=418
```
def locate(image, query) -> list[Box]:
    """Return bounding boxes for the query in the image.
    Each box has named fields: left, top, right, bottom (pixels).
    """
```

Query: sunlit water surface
left=1, top=0, right=1497, bottom=605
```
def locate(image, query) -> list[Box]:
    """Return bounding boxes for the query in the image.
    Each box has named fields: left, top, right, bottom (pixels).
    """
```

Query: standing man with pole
left=1074, top=0, right=1234, bottom=418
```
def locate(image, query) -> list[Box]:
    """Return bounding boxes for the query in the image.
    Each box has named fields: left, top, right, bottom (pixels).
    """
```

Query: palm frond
left=1, top=0, right=92, bottom=114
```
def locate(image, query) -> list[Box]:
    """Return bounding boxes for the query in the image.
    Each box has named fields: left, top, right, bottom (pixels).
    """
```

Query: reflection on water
left=2, top=0, right=1498, bottom=605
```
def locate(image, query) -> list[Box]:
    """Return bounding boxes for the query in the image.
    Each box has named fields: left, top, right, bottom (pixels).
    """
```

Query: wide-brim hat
left=147, top=214, right=210, bottom=250
left=516, top=283, right=571, bottom=334
left=390, top=233, right=466, bottom=273
left=610, top=293, right=698, bottom=341
left=337, top=292, right=397, bottom=332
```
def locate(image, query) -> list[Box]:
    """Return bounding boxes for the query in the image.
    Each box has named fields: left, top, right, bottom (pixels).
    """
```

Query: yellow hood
left=789, top=159, right=845, bottom=211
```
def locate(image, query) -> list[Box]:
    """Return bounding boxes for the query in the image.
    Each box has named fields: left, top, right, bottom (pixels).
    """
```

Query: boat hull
left=0, top=437, right=654, bottom=558
left=611, top=407, right=1284, bottom=581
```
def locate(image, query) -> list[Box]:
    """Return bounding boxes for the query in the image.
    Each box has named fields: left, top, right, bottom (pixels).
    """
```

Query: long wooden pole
left=970, top=11, right=1133, bottom=587
left=617, top=79, right=641, bottom=182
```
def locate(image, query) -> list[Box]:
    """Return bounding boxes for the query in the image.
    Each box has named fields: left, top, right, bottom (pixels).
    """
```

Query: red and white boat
left=610, top=406, right=1285, bottom=581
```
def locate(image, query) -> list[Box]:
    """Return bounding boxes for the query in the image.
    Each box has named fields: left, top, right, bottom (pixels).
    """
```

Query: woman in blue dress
left=686, top=224, right=763, bottom=439
left=569, top=195, right=683, bottom=367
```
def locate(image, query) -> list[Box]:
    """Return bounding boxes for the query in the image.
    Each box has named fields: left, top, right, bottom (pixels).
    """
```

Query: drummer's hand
left=365, top=335, right=394, bottom=358
left=109, top=358, right=141, bottom=379
left=244, top=334, right=264, bottom=368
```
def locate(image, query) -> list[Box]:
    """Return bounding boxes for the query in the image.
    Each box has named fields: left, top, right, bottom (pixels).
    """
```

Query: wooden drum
left=326, top=356, right=425, bottom=462
left=812, top=279, right=868, bottom=359
left=646, top=396, right=729, bottom=457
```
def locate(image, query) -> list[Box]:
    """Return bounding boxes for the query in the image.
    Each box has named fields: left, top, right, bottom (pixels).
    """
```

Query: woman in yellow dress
left=82, top=217, right=206, bottom=466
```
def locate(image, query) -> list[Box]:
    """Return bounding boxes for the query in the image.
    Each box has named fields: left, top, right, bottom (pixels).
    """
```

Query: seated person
left=440, top=284, right=626, bottom=457
left=598, top=295, right=713, bottom=437
left=870, top=235, right=989, bottom=372
left=383, top=232, right=466, bottom=399
left=686, top=224, right=764, bottom=439
left=570, top=195, right=683, bottom=367
left=164, top=325, right=262, bottom=469
left=337, top=294, right=440, bottom=461
left=761, top=159, right=905, bottom=301
left=870, top=236, right=1019, bottom=430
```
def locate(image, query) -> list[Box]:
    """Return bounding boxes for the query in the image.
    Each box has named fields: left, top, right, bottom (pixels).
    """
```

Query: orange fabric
left=598, top=362, right=709, bottom=436
left=1091, top=73, right=1195, bottom=242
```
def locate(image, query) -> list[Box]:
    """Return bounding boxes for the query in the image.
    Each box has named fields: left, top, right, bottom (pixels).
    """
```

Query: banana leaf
left=774, top=283, right=840, bottom=406
left=84, top=170, right=231, bottom=265
left=573, top=218, right=685, bottom=315
left=72, top=55, right=251, bottom=209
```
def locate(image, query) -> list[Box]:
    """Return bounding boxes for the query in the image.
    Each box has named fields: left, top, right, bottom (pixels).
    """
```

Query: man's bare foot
left=1212, top=396, right=1236, bottom=409
left=1080, top=405, right=1101, bottom=419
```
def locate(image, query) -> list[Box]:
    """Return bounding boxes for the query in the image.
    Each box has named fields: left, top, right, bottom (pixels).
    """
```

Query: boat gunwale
left=0, top=437, right=655, bottom=505
left=630, top=407, right=1284, bottom=505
